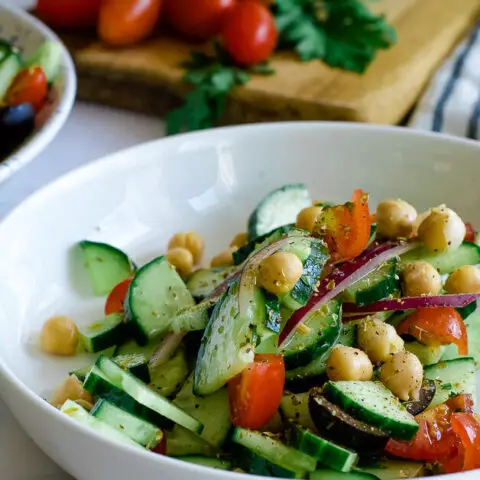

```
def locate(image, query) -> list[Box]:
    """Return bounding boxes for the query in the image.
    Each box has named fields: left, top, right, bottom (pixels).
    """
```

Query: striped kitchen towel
left=409, top=22, right=480, bottom=140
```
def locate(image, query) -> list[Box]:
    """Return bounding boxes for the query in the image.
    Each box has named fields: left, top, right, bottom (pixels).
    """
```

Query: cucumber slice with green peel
left=400, top=241, right=480, bottom=274
left=26, top=40, right=62, bottom=83
left=194, top=281, right=258, bottom=396
left=125, top=256, right=195, bottom=345
left=0, top=41, right=15, bottom=63
left=168, top=298, right=216, bottom=334
left=0, top=49, right=21, bottom=100
left=456, top=300, right=477, bottom=320
left=69, top=346, right=116, bottom=381
left=174, top=374, right=231, bottom=448
left=323, top=381, right=419, bottom=441
left=60, top=400, right=143, bottom=449
left=286, top=351, right=328, bottom=390
left=231, top=428, right=317, bottom=476
left=405, top=342, right=444, bottom=366
left=281, top=300, right=341, bottom=369
left=311, top=470, right=379, bottom=480
left=167, top=425, right=216, bottom=457
left=343, top=261, right=400, bottom=306
left=149, top=345, right=189, bottom=398
left=114, top=339, right=157, bottom=358
left=280, top=392, right=316, bottom=431
left=186, top=267, right=236, bottom=301
left=264, top=292, right=282, bottom=334
left=91, top=398, right=163, bottom=449
left=424, top=357, right=477, bottom=408
left=113, top=352, right=150, bottom=383
left=79, top=241, right=135, bottom=296
left=247, top=184, right=311, bottom=240
left=359, top=460, right=425, bottom=480
left=338, top=322, right=359, bottom=348
left=79, top=313, right=126, bottom=353
left=289, top=424, right=358, bottom=473
left=175, top=456, right=232, bottom=470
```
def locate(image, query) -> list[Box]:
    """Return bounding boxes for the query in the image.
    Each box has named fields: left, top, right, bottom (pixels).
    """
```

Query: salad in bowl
left=40, top=183, right=480, bottom=479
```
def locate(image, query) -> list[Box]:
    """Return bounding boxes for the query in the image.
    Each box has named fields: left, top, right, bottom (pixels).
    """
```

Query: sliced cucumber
left=186, top=267, right=236, bottom=301
left=149, top=345, right=189, bottom=398
left=247, top=184, right=311, bottom=240
left=91, top=398, right=163, bottom=449
left=285, top=351, right=328, bottom=391
left=424, top=357, right=477, bottom=407
left=113, top=353, right=150, bottom=384
left=194, top=281, right=257, bottom=396
left=174, top=374, right=231, bottom=449
left=169, top=299, right=216, bottom=334
left=323, top=381, right=418, bottom=441
left=264, top=292, right=282, bottom=334
left=359, top=459, right=425, bottom=480
left=231, top=428, right=317, bottom=476
left=167, top=425, right=216, bottom=457
left=114, top=339, right=157, bottom=358
left=289, top=424, right=358, bottom=473
left=280, top=392, right=316, bottom=431
left=125, top=256, right=194, bottom=345
left=311, top=469, right=378, bottom=480
left=0, top=50, right=21, bottom=100
left=26, top=40, right=62, bottom=83
left=405, top=342, right=444, bottom=366
left=85, top=356, right=203, bottom=434
left=79, top=241, right=135, bottom=296
left=69, top=346, right=116, bottom=381
left=0, top=41, right=13, bottom=63
left=175, top=456, right=232, bottom=470
left=338, top=322, right=359, bottom=348
left=343, top=261, right=399, bottom=306
left=281, top=300, right=341, bottom=369
left=79, top=313, right=126, bottom=353
left=400, top=241, right=480, bottom=274
left=60, top=400, right=142, bottom=449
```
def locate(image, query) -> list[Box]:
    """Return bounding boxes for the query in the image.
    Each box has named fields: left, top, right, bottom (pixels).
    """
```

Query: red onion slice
left=205, top=270, right=241, bottom=301
left=343, top=294, right=480, bottom=315
left=149, top=332, right=185, bottom=369
left=279, top=241, right=418, bottom=345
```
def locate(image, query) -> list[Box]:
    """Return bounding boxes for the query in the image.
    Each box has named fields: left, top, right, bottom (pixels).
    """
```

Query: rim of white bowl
left=0, top=122, right=478, bottom=480
left=0, top=4, right=77, bottom=184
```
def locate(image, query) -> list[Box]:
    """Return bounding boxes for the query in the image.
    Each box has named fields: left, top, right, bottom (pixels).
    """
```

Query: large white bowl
left=0, top=123, right=478, bottom=480
left=0, top=4, right=76, bottom=184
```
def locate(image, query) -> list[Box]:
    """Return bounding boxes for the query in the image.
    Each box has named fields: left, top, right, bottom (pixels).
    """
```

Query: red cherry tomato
left=228, top=354, right=285, bottom=429
left=221, top=0, right=278, bottom=65
left=164, top=0, right=236, bottom=40
left=35, top=0, right=101, bottom=28
left=151, top=430, right=167, bottom=454
left=98, top=0, right=163, bottom=47
left=397, top=307, right=468, bottom=355
left=105, top=277, right=133, bottom=316
left=464, top=222, right=476, bottom=243
left=5, top=67, right=48, bottom=112
left=446, top=394, right=475, bottom=415
left=451, top=413, right=480, bottom=471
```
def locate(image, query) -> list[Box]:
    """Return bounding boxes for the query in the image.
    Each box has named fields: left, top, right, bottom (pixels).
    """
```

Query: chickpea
left=230, top=232, right=248, bottom=249
left=258, top=251, right=303, bottom=295
left=40, top=315, right=79, bottom=356
left=211, top=247, right=237, bottom=268
left=445, top=265, right=480, bottom=294
left=168, top=231, right=205, bottom=265
left=296, top=206, right=324, bottom=233
left=379, top=351, right=423, bottom=401
left=50, top=375, right=94, bottom=408
left=357, top=318, right=404, bottom=364
left=418, top=207, right=466, bottom=253
left=167, top=247, right=194, bottom=278
left=326, top=345, right=373, bottom=382
left=376, top=199, right=417, bottom=239
left=402, top=261, right=442, bottom=297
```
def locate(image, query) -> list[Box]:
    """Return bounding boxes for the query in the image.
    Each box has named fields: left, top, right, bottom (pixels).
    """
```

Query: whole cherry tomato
left=98, top=0, right=163, bottom=47
left=164, top=0, right=236, bottom=40
left=221, top=0, right=278, bottom=65
left=228, top=354, right=285, bottom=429
left=104, top=277, right=134, bottom=316
left=35, top=0, right=101, bottom=28
left=5, top=67, right=48, bottom=112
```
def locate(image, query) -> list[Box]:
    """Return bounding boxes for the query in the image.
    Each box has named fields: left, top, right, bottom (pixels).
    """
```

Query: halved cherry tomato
left=228, top=354, right=285, bottom=429
left=36, top=0, right=101, bottom=28
left=105, top=277, right=133, bottom=316
left=451, top=413, right=480, bottom=471
left=221, top=0, right=278, bottom=65
left=164, top=0, right=236, bottom=40
left=98, top=0, right=163, bottom=47
left=315, top=189, right=371, bottom=262
left=464, top=222, right=476, bottom=243
left=446, top=394, right=475, bottom=415
left=397, top=307, right=468, bottom=355
left=5, top=67, right=48, bottom=112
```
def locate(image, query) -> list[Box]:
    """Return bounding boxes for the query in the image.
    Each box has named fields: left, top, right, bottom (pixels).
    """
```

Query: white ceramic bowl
left=0, top=123, right=478, bottom=480
left=0, top=4, right=76, bottom=184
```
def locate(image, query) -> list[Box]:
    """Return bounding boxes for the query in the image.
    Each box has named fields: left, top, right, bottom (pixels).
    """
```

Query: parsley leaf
left=274, top=0, right=397, bottom=73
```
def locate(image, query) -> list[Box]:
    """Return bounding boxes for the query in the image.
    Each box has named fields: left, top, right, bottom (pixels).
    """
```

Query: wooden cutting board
left=61, top=0, right=480, bottom=126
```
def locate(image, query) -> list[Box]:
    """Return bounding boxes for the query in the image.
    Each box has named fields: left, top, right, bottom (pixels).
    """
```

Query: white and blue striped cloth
left=409, top=22, right=480, bottom=140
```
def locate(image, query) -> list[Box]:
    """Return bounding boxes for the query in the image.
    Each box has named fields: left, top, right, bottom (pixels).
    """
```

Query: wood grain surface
left=62, top=0, right=480, bottom=126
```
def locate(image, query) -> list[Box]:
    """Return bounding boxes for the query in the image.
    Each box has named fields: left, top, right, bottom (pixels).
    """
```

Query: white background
left=1, top=1, right=166, bottom=478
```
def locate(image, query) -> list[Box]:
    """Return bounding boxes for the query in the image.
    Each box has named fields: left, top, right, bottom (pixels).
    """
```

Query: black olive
left=404, top=379, right=436, bottom=416
left=0, top=103, right=35, bottom=157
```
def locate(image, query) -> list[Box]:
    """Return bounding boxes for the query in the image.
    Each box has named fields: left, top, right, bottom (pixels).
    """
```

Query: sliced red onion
left=279, top=241, right=418, bottom=345
left=149, top=332, right=185, bottom=369
left=238, top=235, right=308, bottom=322
left=205, top=270, right=241, bottom=301
left=343, top=294, right=480, bottom=315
